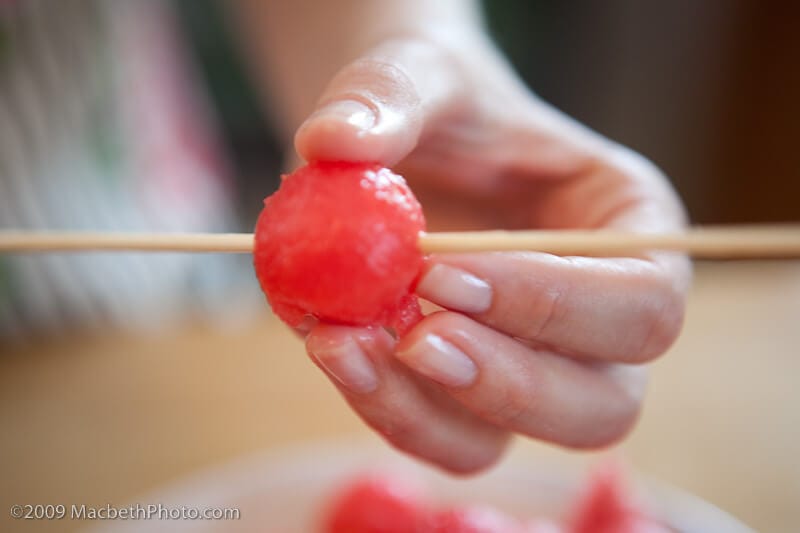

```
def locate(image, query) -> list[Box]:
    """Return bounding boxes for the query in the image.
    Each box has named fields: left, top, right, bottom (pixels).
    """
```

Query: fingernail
left=310, top=100, right=376, bottom=131
left=307, top=335, right=378, bottom=394
left=397, top=334, right=477, bottom=388
left=417, top=264, right=492, bottom=313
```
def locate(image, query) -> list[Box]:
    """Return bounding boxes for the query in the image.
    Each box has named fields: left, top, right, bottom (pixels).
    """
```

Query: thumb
left=295, top=38, right=459, bottom=166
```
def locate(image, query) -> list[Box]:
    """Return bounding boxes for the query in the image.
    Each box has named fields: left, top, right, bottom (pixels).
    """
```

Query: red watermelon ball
left=322, top=473, right=432, bottom=533
left=254, top=161, right=426, bottom=334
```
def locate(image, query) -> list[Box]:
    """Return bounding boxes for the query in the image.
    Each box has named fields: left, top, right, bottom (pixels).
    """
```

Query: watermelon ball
left=322, top=473, right=432, bottom=533
left=254, top=161, right=426, bottom=335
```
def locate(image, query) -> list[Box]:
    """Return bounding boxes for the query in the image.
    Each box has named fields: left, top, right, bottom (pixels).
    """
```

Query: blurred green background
left=178, top=0, right=800, bottom=225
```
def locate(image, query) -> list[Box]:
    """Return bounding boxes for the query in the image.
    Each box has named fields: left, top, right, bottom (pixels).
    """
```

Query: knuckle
left=333, top=56, right=420, bottom=109
left=524, top=282, right=565, bottom=342
left=479, top=382, right=540, bottom=432
left=486, top=259, right=567, bottom=343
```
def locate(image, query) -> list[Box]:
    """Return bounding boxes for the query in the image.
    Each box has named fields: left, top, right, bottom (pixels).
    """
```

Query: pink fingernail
left=311, top=100, right=376, bottom=132
left=417, top=264, right=492, bottom=313
left=307, top=335, right=378, bottom=394
left=397, top=334, right=477, bottom=388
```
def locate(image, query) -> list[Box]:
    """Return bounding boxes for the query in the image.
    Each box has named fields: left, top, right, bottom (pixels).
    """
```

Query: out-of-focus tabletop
left=1, top=261, right=798, bottom=533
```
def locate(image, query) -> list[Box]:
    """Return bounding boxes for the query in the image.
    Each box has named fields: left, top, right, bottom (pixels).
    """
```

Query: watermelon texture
left=254, top=161, right=425, bottom=335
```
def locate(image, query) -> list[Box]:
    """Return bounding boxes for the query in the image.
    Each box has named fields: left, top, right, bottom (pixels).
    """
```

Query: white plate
left=88, top=439, right=754, bottom=533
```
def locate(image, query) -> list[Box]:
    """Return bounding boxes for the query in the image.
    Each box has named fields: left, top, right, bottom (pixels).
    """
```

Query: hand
left=296, top=34, right=691, bottom=473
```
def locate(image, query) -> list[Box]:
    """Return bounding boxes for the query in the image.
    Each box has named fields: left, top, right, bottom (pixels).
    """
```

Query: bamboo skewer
left=0, top=232, right=255, bottom=253
left=0, top=225, right=799, bottom=259
left=420, top=225, right=800, bottom=258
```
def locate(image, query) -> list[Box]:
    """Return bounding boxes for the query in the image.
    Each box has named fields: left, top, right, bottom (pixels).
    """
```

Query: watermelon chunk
left=254, top=161, right=426, bottom=335
left=569, top=461, right=669, bottom=533
left=322, top=473, right=432, bottom=533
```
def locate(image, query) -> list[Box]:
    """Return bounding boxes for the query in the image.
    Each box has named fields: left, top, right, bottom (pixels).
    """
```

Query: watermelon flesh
left=569, top=462, right=670, bottom=533
left=254, top=161, right=426, bottom=335
left=322, top=473, right=432, bottom=533
left=322, top=463, right=671, bottom=533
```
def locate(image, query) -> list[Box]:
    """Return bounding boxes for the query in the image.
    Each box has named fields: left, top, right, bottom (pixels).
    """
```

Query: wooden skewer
left=0, top=232, right=256, bottom=253
left=420, top=225, right=800, bottom=258
left=0, top=225, right=799, bottom=258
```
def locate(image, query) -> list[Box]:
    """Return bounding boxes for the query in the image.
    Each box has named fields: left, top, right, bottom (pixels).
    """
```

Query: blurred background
left=1, top=1, right=799, bottom=532
left=178, top=0, right=800, bottom=225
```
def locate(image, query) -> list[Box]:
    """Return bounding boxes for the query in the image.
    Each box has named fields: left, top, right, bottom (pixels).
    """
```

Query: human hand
left=295, top=34, right=691, bottom=473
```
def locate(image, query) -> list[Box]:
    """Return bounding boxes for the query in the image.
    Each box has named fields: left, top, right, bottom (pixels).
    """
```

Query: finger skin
left=396, top=312, right=646, bottom=449
left=290, top=30, right=690, bottom=462
left=417, top=252, right=686, bottom=364
left=305, top=324, right=510, bottom=474
left=414, top=148, right=691, bottom=365
left=295, top=38, right=463, bottom=165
